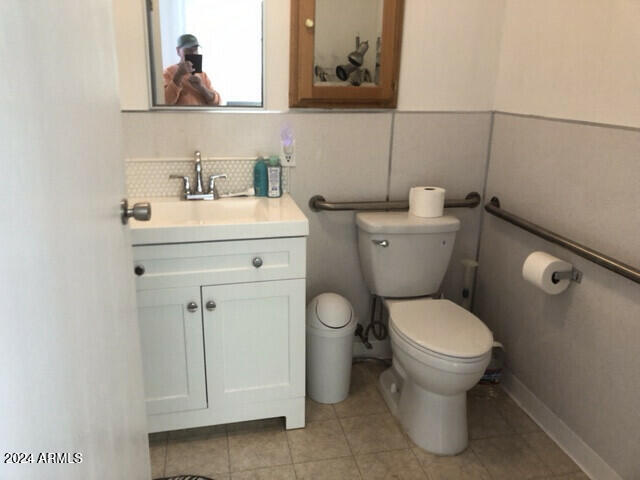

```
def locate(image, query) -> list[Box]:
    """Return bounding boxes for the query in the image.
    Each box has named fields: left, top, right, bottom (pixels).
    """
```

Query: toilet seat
left=386, top=298, right=493, bottom=360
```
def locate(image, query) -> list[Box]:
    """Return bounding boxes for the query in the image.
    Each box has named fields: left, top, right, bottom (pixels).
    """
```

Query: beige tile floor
left=148, top=361, right=589, bottom=480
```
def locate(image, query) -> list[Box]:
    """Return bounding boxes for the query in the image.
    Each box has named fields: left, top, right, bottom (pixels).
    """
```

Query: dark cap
left=177, top=34, right=199, bottom=49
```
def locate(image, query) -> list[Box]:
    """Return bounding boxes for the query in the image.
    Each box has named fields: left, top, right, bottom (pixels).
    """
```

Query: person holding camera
left=163, top=34, right=221, bottom=106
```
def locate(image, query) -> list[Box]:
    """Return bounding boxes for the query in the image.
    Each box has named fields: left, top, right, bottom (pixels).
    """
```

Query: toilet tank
left=356, top=212, right=460, bottom=298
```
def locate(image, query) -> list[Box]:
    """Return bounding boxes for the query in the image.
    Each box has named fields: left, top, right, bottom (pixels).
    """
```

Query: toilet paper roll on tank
left=409, top=186, right=446, bottom=218
left=522, top=251, right=574, bottom=295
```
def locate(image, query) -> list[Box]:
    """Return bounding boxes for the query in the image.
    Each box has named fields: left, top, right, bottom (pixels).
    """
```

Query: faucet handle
left=208, top=174, right=228, bottom=198
left=169, top=174, right=192, bottom=196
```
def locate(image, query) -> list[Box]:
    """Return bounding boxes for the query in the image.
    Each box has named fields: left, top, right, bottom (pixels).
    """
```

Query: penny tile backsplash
left=126, top=158, right=289, bottom=198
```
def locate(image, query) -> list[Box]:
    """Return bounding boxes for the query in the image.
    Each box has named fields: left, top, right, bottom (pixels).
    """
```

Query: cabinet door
left=203, top=279, right=305, bottom=407
left=137, top=287, right=207, bottom=415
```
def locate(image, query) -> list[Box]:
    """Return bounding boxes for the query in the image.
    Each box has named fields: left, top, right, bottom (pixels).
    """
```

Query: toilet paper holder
left=551, top=268, right=583, bottom=284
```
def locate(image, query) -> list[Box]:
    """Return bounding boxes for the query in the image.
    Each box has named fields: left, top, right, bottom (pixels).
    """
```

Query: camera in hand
left=185, top=54, right=203, bottom=74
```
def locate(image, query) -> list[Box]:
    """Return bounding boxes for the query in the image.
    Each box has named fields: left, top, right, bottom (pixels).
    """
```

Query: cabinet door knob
left=206, top=300, right=217, bottom=311
left=305, top=18, right=314, bottom=28
left=252, top=257, right=263, bottom=268
left=187, top=301, right=198, bottom=312
left=134, top=265, right=145, bottom=276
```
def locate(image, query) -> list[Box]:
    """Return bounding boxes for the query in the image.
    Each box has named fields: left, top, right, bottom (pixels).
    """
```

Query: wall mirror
left=147, top=0, right=263, bottom=108
left=289, top=0, right=404, bottom=108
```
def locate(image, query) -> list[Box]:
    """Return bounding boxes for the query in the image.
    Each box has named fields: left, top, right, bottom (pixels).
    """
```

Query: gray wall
left=475, top=113, right=640, bottom=479
left=121, top=111, right=492, bottom=327
left=122, top=109, right=640, bottom=476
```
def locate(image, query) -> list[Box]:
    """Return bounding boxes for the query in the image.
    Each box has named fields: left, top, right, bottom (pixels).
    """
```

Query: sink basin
left=129, top=194, right=309, bottom=245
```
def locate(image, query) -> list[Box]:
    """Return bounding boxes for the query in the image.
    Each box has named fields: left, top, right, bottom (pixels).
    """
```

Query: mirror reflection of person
left=163, top=34, right=221, bottom=106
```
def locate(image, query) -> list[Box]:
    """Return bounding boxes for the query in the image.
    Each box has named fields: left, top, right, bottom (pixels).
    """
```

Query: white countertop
left=129, top=194, right=309, bottom=245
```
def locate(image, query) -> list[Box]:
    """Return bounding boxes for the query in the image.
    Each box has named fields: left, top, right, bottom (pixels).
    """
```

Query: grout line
left=291, top=454, right=361, bottom=465
left=335, top=410, right=362, bottom=479
left=519, top=431, right=579, bottom=477
left=121, top=108, right=639, bottom=131
left=468, top=439, right=494, bottom=477
left=478, top=111, right=495, bottom=256
left=464, top=447, right=493, bottom=479
left=468, top=389, right=581, bottom=478
left=224, top=428, right=231, bottom=477
left=470, top=111, right=496, bottom=312
left=283, top=417, right=297, bottom=474
left=122, top=109, right=493, bottom=115
left=392, top=110, right=493, bottom=115
left=409, top=448, right=431, bottom=480
left=282, top=109, right=493, bottom=115
left=333, top=408, right=390, bottom=420
left=336, top=417, right=355, bottom=457
left=161, top=437, right=168, bottom=478
left=231, top=464, right=298, bottom=477
left=290, top=454, right=356, bottom=465
left=493, top=110, right=640, bottom=132
left=385, top=112, right=397, bottom=201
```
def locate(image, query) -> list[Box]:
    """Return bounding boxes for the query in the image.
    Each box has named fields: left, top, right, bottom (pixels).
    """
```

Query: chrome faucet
left=170, top=150, right=227, bottom=200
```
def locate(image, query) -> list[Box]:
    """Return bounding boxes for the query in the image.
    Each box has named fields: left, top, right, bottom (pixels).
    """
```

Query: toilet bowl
left=384, top=298, right=492, bottom=454
left=355, top=211, right=493, bottom=455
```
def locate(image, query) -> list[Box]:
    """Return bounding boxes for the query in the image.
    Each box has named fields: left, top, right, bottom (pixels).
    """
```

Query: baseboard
left=502, top=369, right=622, bottom=480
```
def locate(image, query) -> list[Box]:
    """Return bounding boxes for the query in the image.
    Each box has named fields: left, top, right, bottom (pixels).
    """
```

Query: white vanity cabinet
left=203, top=279, right=305, bottom=407
left=136, top=286, right=207, bottom=416
left=132, top=236, right=307, bottom=432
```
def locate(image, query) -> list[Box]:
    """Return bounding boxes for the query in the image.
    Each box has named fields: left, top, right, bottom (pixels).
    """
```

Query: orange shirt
left=163, top=65, right=221, bottom=106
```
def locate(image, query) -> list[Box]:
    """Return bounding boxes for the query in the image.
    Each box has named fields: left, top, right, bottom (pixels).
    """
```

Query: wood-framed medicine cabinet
left=289, top=0, right=405, bottom=108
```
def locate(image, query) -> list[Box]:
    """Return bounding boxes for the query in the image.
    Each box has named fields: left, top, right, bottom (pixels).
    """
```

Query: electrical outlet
left=280, top=140, right=296, bottom=167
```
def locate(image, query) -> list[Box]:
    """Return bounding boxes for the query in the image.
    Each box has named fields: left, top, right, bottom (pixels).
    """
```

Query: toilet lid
left=388, top=299, right=493, bottom=358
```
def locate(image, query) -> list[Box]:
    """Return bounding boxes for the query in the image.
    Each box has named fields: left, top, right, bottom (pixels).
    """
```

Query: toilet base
left=378, top=367, right=403, bottom=417
left=399, top=379, right=468, bottom=454
left=378, top=365, right=468, bottom=455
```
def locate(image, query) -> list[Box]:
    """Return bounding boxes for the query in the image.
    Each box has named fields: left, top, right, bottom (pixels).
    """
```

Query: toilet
left=356, top=211, right=493, bottom=455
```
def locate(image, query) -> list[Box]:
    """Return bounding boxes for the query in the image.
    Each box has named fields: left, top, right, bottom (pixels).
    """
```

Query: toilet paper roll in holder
left=551, top=268, right=583, bottom=284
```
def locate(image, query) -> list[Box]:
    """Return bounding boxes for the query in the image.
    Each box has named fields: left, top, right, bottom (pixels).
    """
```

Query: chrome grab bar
left=309, top=192, right=481, bottom=212
left=485, top=197, right=640, bottom=285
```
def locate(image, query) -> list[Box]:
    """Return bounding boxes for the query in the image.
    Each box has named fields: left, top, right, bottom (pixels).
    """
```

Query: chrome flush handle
left=372, top=239, right=389, bottom=247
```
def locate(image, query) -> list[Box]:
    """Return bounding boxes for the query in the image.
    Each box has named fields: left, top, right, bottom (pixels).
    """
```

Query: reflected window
left=148, top=0, right=263, bottom=107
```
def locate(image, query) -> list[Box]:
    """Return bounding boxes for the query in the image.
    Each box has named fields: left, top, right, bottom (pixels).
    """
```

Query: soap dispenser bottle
left=267, top=155, right=282, bottom=198
left=253, top=157, right=268, bottom=197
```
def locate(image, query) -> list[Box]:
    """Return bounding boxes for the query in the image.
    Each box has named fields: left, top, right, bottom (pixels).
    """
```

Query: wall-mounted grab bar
left=485, top=197, right=640, bottom=284
left=309, top=192, right=481, bottom=212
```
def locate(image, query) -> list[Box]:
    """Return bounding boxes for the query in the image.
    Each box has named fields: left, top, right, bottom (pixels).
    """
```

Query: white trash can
left=306, top=293, right=357, bottom=404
